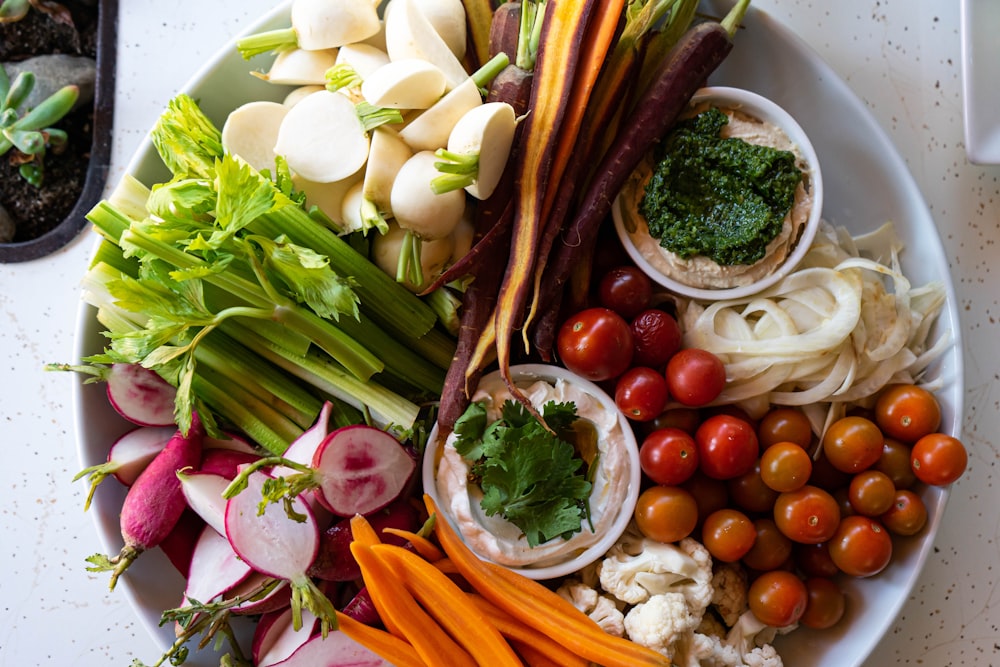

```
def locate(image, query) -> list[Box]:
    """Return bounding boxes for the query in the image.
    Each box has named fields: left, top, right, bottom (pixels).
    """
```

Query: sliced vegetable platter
left=71, top=1, right=963, bottom=666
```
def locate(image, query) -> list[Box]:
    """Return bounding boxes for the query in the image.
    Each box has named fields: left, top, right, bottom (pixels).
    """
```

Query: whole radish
left=86, top=414, right=205, bottom=590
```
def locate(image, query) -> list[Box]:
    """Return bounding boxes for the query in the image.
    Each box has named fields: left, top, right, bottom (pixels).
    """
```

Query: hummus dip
left=434, top=373, right=631, bottom=570
left=619, top=103, right=815, bottom=290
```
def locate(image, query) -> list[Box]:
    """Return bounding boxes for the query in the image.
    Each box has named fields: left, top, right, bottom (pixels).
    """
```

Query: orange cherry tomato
left=821, top=416, right=884, bottom=473
left=910, top=433, right=968, bottom=486
left=701, top=508, right=756, bottom=563
left=634, top=485, right=698, bottom=543
left=828, top=515, right=893, bottom=577
left=748, top=570, right=808, bottom=627
left=874, top=383, right=942, bottom=443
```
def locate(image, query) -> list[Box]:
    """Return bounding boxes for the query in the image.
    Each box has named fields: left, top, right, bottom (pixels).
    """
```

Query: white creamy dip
left=434, top=373, right=631, bottom=570
left=619, top=103, right=815, bottom=290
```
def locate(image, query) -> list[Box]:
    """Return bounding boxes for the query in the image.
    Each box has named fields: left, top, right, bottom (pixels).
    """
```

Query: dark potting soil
left=1, top=1, right=99, bottom=244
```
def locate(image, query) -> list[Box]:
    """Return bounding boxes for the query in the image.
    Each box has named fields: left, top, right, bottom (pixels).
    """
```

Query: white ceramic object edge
left=960, top=0, right=1000, bottom=164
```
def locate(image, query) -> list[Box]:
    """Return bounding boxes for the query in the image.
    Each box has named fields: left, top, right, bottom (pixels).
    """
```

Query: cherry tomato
left=910, top=433, right=968, bottom=486
left=800, top=577, right=846, bottom=630
left=701, top=508, right=756, bottom=563
left=742, top=518, right=793, bottom=572
left=634, top=485, right=698, bottom=543
left=773, top=485, right=841, bottom=544
left=598, top=266, right=652, bottom=319
left=695, top=414, right=759, bottom=480
left=874, top=383, right=942, bottom=443
left=809, top=451, right=851, bottom=490
left=615, top=367, right=669, bottom=422
left=681, top=472, right=730, bottom=525
left=847, top=469, right=896, bottom=516
left=644, top=407, right=702, bottom=436
left=760, top=442, right=813, bottom=493
left=873, top=437, right=917, bottom=490
left=727, top=461, right=779, bottom=514
left=665, top=348, right=726, bottom=407
left=630, top=309, right=682, bottom=368
left=640, top=428, right=700, bottom=486
left=748, top=570, right=808, bottom=627
left=880, top=488, right=928, bottom=536
left=821, top=416, right=884, bottom=473
left=794, top=542, right=840, bottom=579
left=828, top=515, right=893, bottom=577
left=758, top=407, right=813, bottom=449
left=557, top=307, right=633, bottom=381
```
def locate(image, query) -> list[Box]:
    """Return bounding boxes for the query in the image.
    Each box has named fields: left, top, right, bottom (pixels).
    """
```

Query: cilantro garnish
left=452, top=399, right=593, bottom=547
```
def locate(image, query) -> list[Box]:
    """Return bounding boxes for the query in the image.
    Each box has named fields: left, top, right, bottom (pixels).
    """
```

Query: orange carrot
left=424, top=495, right=671, bottom=667
left=350, top=541, right=478, bottom=667
left=466, top=593, right=590, bottom=667
left=333, top=611, right=426, bottom=667
left=349, top=513, right=382, bottom=547
left=380, top=527, right=445, bottom=562
left=510, top=638, right=570, bottom=667
left=373, top=543, right=523, bottom=667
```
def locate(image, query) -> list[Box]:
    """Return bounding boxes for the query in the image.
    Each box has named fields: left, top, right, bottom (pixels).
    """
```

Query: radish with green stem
left=294, top=170, right=364, bottom=229
left=49, top=362, right=177, bottom=427
left=87, top=414, right=206, bottom=590
left=237, top=0, right=381, bottom=58
left=225, top=467, right=337, bottom=635
left=222, top=101, right=289, bottom=173
left=183, top=526, right=253, bottom=609
left=432, top=101, right=516, bottom=199
left=73, top=425, right=175, bottom=511
left=254, top=606, right=319, bottom=667
left=361, top=59, right=448, bottom=109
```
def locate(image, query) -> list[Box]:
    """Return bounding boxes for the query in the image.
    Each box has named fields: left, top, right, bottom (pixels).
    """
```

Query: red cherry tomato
left=828, top=515, right=893, bottom=577
left=615, top=367, right=669, bottom=422
left=598, top=266, right=653, bottom=319
left=666, top=348, right=726, bottom=407
left=910, top=433, right=968, bottom=486
left=800, top=577, right=846, bottom=630
left=556, top=307, right=634, bottom=382
left=874, top=383, right=942, bottom=443
left=695, top=414, right=759, bottom=480
left=880, top=489, right=928, bottom=536
left=701, top=508, right=756, bottom=563
left=639, top=428, right=700, bottom=486
left=773, top=485, right=841, bottom=544
left=748, top=570, right=808, bottom=627
left=821, top=416, right=884, bottom=473
left=634, top=485, right=698, bottom=543
left=630, top=309, right=682, bottom=368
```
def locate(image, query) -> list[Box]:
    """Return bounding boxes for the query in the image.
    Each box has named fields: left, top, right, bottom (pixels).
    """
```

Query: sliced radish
left=341, top=587, right=380, bottom=626
left=255, top=605, right=318, bottom=667
left=229, top=570, right=293, bottom=617
left=310, top=425, right=416, bottom=516
left=291, top=0, right=380, bottom=50
left=183, top=526, right=253, bottom=606
left=223, top=101, right=289, bottom=174
left=178, top=469, right=230, bottom=536
left=309, top=500, right=419, bottom=581
left=260, top=47, right=338, bottom=86
left=205, top=430, right=258, bottom=455
left=397, top=77, right=481, bottom=152
left=384, top=0, right=468, bottom=88
left=74, top=425, right=175, bottom=510
left=361, top=59, right=447, bottom=110
left=335, top=43, right=390, bottom=79
left=446, top=101, right=517, bottom=200
left=275, top=90, right=370, bottom=183
left=157, top=509, right=204, bottom=578
left=271, top=630, right=390, bottom=667
left=199, top=447, right=262, bottom=480
left=106, top=362, right=176, bottom=427
left=225, top=469, right=334, bottom=633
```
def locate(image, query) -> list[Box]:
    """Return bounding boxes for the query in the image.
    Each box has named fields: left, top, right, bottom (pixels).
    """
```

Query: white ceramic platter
left=73, top=1, right=964, bottom=666
left=960, top=0, right=1000, bottom=164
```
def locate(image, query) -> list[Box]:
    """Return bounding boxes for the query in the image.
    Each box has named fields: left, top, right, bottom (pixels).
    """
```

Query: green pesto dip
left=639, top=107, right=804, bottom=267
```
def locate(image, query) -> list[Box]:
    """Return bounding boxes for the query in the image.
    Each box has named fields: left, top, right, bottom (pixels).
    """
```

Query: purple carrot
left=87, top=413, right=205, bottom=590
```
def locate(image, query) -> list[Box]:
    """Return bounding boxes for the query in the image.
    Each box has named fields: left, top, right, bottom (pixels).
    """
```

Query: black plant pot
left=0, top=0, right=117, bottom=263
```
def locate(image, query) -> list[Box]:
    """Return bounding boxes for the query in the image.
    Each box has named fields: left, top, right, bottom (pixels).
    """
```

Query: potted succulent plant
left=0, top=0, right=116, bottom=262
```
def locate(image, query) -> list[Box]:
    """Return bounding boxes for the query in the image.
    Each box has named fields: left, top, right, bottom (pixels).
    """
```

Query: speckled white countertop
left=2, top=1, right=997, bottom=665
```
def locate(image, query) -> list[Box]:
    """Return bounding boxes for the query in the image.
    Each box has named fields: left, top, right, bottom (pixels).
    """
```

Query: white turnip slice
left=294, top=170, right=364, bottom=228
left=363, top=127, right=411, bottom=217
left=397, top=76, right=481, bottom=152
left=413, top=0, right=467, bottom=59
left=87, top=415, right=205, bottom=590
left=284, top=85, right=325, bottom=108
left=310, top=425, right=416, bottom=516
left=275, top=90, right=370, bottom=183
left=339, top=181, right=368, bottom=236
left=271, top=630, right=390, bottom=667
left=223, top=101, right=289, bottom=174
left=259, top=47, right=338, bottom=86
left=438, top=101, right=517, bottom=200
left=335, top=43, right=390, bottom=79
left=361, top=59, right=447, bottom=110
left=291, top=0, right=380, bottom=50
left=384, top=0, right=468, bottom=88
left=183, top=525, right=253, bottom=606
left=74, top=425, right=175, bottom=510
left=106, top=362, right=176, bottom=427
left=178, top=469, right=231, bottom=536
left=255, top=605, right=318, bottom=667
left=225, top=468, right=336, bottom=634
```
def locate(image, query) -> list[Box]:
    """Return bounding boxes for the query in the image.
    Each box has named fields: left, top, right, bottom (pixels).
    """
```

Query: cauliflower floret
left=555, top=579, right=626, bottom=637
left=623, top=592, right=701, bottom=657
left=711, top=562, right=749, bottom=627
left=724, top=609, right=793, bottom=666
left=598, top=533, right=713, bottom=610
left=743, top=643, right=784, bottom=667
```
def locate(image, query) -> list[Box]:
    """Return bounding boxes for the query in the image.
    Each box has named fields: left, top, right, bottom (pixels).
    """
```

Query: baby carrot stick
left=333, top=611, right=426, bottom=667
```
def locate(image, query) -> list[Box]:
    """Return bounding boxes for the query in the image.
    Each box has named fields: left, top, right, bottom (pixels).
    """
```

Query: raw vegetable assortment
left=52, top=0, right=968, bottom=665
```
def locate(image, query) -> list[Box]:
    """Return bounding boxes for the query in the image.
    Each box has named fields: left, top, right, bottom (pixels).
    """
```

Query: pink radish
left=73, top=425, right=175, bottom=510
left=106, top=362, right=177, bottom=426
left=183, top=526, right=253, bottom=606
left=255, top=605, right=319, bottom=667
left=270, top=630, right=391, bottom=667
left=341, top=587, right=380, bottom=626
left=204, top=430, right=259, bottom=455
left=199, top=447, right=262, bottom=480
left=157, top=509, right=204, bottom=577
left=309, top=500, right=419, bottom=581
left=229, top=571, right=293, bottom=617
left=279, top=401, right=334, bottom=470
left=178, top=470, right=231, bottom=536
left=224, top=468, right=337, bottom=635
left=311, top=425, right=415, bottom=516
left=86, top=414, right=205, bottom=590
